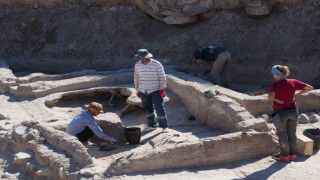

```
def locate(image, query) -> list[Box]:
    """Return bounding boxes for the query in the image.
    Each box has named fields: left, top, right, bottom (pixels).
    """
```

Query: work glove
left=159, top=89, right=166, bottom=98
left=136, top=92, right=140, bottom=98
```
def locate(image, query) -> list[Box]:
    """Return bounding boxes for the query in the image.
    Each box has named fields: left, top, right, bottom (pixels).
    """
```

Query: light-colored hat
left=271, top=65, right=285, bottom=77
left=135, top=49, right=153, bottom=60
left=85, top=102, right=104, bottom=113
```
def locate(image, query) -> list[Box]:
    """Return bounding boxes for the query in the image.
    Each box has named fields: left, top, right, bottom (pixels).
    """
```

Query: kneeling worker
left=67, top=102, right=117, bottom=145
left=193, top=45, right=231, bottom=87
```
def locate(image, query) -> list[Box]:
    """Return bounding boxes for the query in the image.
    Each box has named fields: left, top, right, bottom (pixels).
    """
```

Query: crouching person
left=66, top=102, right=117, bottom=145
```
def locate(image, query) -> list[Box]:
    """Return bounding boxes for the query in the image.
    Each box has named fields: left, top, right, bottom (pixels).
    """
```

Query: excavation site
left=0, top=0, right=320, bottom=180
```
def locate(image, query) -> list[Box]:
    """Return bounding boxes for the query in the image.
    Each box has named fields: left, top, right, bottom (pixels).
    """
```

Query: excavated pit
left=1, top=58, right=320, bottom=179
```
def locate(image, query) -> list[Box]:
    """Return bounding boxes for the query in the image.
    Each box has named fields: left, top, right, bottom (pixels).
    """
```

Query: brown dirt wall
left=0, top=1, right=319, bottom=86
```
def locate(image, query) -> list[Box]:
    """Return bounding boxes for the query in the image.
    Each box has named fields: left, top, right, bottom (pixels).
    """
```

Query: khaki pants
left=208, top=51, right=231, bottom=87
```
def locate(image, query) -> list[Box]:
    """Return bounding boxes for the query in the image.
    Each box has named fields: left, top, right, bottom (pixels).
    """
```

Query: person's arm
left=87, top=119, right=116, bottom=142
left=156, top=62, right=166, bottom=90
left=295, top=84, right=313, bottom=97
left=194, top=59, right=201, bottom=76
left=268, top=91, right=284, bottom=104
left=134, top=64, right=139, bottom=92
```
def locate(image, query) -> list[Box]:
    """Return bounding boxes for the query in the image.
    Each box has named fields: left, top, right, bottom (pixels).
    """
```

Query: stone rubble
left=309, top=114, right=320, bottom=123
left=0, top=0, right=308, bottom=25
left=298, top=113, right=310, bottom=124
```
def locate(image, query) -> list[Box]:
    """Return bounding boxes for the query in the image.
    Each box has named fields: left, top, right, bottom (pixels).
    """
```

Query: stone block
left=298, top=113, right=310, bottom=124
left=177, top=0, right=198, bottom=7
left=163, top=14, right=198, bottom=24
left=0, top=123, right=13, bottom=131
left=13, top=125, right=28, bottom=143
left=13, top=151, right=34, bottom=165
left=96, top=113, right=127, bottom=143
left=146, top=9, right=166, bottom=21
left=309, top=114, right=320, bottom=123
left=297, top=134, right=314, bottom=156
left=119, top=88, right=134, bottom=96
left=25, top=129, right=40, bottom=141
left=35, top=167, right=52, bottom=177
left=245, top=4, right=272, bottom=17
left=183, top=5, right=211, bottom=16
left=246, top=0, right=265, bottom=7
left=160, top=6, right=181, bottom=16
left=80, top=166, right=104, bottom=176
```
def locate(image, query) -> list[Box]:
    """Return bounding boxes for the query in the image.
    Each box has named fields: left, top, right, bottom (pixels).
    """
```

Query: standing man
left=193, top=45, right=231, bottom=87
left=134, top=49, right=169, bottom=133
left=67, top=102, right=117, bottom=145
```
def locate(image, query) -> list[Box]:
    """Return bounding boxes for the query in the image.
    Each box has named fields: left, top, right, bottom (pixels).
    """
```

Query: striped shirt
left=134, top=59, right=166, bottom=94
left=66, top=110, right=116, bottom=142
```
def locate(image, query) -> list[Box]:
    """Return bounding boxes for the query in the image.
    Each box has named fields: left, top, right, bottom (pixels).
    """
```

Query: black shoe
left=272, top=153, right=281, bottom=160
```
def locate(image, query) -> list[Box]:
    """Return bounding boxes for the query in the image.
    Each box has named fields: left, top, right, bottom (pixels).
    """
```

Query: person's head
left=85, top=102, right=104, bottom=116
left=135, top=49, right=153, bottom=64
left=271, top=65, right=290, bottom=81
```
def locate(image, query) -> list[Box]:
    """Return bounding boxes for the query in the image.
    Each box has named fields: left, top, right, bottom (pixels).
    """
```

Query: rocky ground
left=1, top=84, right=319, bottom=179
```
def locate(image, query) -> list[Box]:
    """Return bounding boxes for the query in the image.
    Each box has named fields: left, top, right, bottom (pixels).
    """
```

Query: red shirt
left=270, top=79, right=307, bottom=110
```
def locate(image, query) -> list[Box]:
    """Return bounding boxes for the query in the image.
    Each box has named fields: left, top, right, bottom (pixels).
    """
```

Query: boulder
left=13, top=151, right=34, bottom=165
left=245, top=4, right=272, bottom=17
left=96, top=113, right=127, bottom=143
left=298, top=114, right=310, bottom=124
left=183, top=5, right=211, bottom=16
left=246, top=0, right=265, bottom=7
left=80, top=166, right=104, bottom=176
left=163, top=14, right=198, bottom=24
left=177, top=0, right=199, bottom=7
left=0, top=123, right=13, bottom=131
left=0, top=113, right=8, bottom=120
left=146, top=10, right=166, bottom=21
left=258, top=114, right=271, bottom=123
left=160, top=6, right=181, bottom=16
left=13, top=125, right=28, bottom=143
left=309, top=114, right=320, bottom=123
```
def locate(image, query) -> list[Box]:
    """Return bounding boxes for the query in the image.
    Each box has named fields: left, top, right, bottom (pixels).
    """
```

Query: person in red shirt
left=268, top=65, right=313, bottom=162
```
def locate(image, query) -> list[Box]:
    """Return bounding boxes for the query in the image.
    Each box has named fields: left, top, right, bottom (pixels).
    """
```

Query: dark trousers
left=140, top=90, right=168, bottom=128
left=273, top=108, right=298, bottom=156
left=76, top=127, right=94, bottom=143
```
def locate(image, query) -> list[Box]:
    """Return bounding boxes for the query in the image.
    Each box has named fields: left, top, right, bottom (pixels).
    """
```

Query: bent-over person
left=66, top=102, right=117, bottom=145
